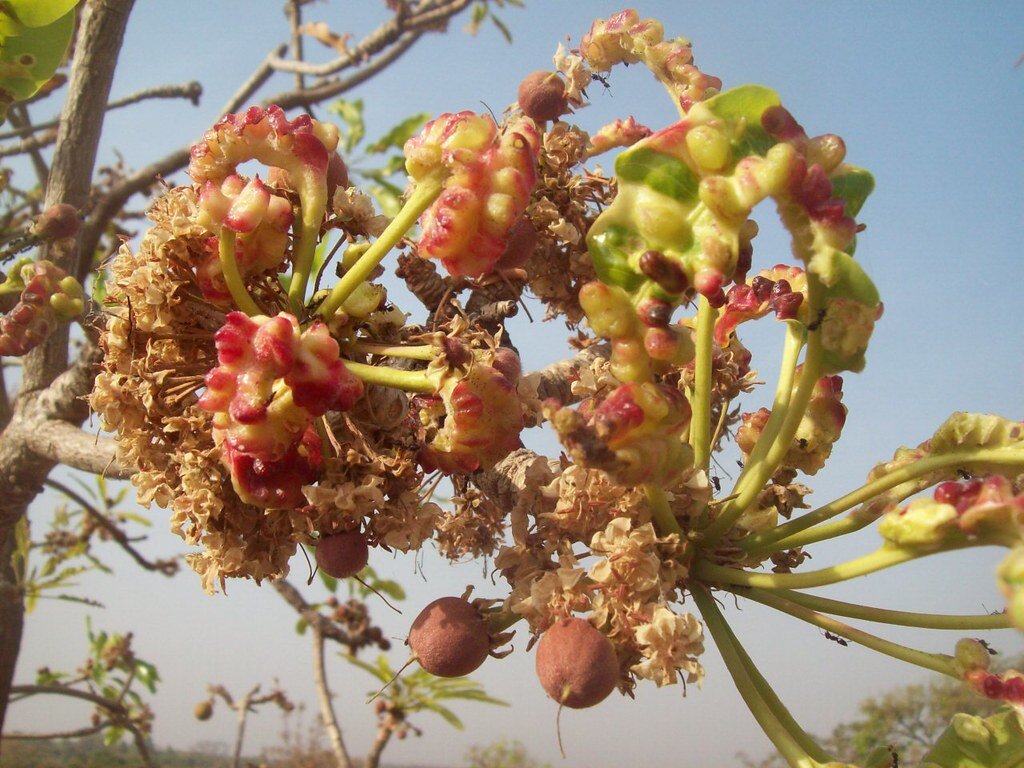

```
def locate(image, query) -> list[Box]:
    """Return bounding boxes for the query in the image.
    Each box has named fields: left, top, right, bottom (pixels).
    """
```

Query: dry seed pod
left=518, top=71, right=569, bottom=122
left=408, top=596, right=490, bottom=677
left=316, top=530, right=369, bottom=578
left=536, top=617, right=618, bottom=708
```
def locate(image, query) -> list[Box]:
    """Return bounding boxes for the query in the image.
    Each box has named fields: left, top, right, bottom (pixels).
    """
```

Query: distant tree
left=742, top=656, right=1022, bottom=767
left=465, top=738, right=553, bottom=768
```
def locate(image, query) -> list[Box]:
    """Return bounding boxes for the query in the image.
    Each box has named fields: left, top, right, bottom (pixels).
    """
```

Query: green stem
left=287, top=188, right=328, bottom=315
left=644, top=485, right=682, bottom=536
left=742, top=448, right=1024, bottom=555
left=728, top=322, right=805, bottom=491
left=318, top=175, right=445, bottom=321
left=702, top=339, right=819, bottom=547
left=218, top=229, right=261, bottom=316
left=342, top=360, right=436, bottom=394
left=732, top=587, right=960, bottom=678
left=717, top=603, right=833, bottom=764
left=735, top=586, right=1014, bottom=631
left=351, top=342, right=436, bottom=361
left=690, top=294, right=717, bottom=472
left=692, top=588, right=823, bottom=768
left=694, top=543, right=968, bottom=590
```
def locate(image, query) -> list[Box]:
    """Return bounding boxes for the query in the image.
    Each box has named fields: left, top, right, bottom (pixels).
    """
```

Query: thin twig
left=285, top=0, right=307, bottom=92
left=42, top=477, right=177, bottom=576
left=0, top=81, right=203, bottom=142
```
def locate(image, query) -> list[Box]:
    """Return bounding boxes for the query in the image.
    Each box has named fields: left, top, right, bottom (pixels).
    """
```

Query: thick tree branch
left=26, top=422, right=128, bottom=479
left=0, top=0, right=137, bottom=738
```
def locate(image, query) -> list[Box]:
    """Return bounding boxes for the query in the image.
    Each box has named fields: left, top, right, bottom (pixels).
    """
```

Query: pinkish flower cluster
left=404, top=112, right=540, bottom=277
left=0, top=259, right=84, bottom=357
left=737, top=372, right=847, bottom=475
left=551, top=381, right=693, bottom=487
left=199, top=311, right=363, bottom=507
left=579, top=9, right=722, bottom=111
left=715, top=265, right=807, bottom=346
left=417, top=346, right=524, bottom=474
left=189, top=105, right=339, bottom=186
left=193, top=174, right=294, bottom=302
left=879, top=475, right=1024, bottom=551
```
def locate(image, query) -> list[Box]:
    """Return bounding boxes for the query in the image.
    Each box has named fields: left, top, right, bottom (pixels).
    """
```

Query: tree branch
left=267, top=0, right=468, bottom=78
left=270, top=578, right=355, bottom=648
left=0, top=81, right=203, bottom=143
left=312, top=626, right=355, bottom=768
left=26, top=421, right=129, bottom=479
left=0, top=0, right=137, bottom=736
left=42, top=478, right=177, bottom=575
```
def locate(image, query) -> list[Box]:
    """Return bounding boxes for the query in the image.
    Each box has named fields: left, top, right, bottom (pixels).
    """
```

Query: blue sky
left=7, top=2, right=1024, bottom=765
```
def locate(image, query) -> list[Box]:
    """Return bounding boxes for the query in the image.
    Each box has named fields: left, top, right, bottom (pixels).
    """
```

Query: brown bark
left=0, top=0, right=136, bottom=739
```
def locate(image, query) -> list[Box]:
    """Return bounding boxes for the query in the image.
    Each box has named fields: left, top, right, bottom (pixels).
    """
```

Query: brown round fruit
left=316, top=530, right=369, bottom=578
left=517, top=70, right=569, bottom=122
left=535, top=617, right=618, bottom=709
left=408, top=597, right=490, bottom=678
left=193, top=700, right=213, bottom=721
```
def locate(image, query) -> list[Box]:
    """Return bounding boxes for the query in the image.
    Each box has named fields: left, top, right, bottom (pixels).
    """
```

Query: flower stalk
left=318, top=174, right=445, bottom=321
left=218, top=230, right=262, bottom=316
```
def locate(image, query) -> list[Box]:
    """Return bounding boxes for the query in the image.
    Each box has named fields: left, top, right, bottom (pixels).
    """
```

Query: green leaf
left=1, top=0, right=80, bottom=29
left=615, top=147, right=699, bottom=203
left=420, top=699, right=464, bottom=730
left=0, top=8, right=75, bottom=124
left=343, top=653, right=392, bottom=684
left=465, top=2, right=488, bottom=35
left=366, top=112, right=431, bottom=154
left=319, top=570, right=338, bottom=593
left=134, top=660, right=160, bottom=693
left=368, top=182, right=403, bottom=218
left=368, top=578, right=406, bottom=602
left=490, top=14, right=513, bottom=44
left=329, top=98, right=365, bottom=154
left=295, top=617, right=308, bottom=635
left=115, top=511, right=152, bottom=527
left=829, top=165, right=875, bottom=218
left=103, top=724, right=126, bottom=747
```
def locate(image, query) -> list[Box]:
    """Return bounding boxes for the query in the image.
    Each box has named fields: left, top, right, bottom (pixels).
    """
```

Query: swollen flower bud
left=417, top=345, right=524, bottom=474
left=404, top=112, right=540, bottom=277
left=0, top=259, right=85, bottom=357
left=199, top=312, right=362, bottom=507
left=551, top=382, right=694, bottom=486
